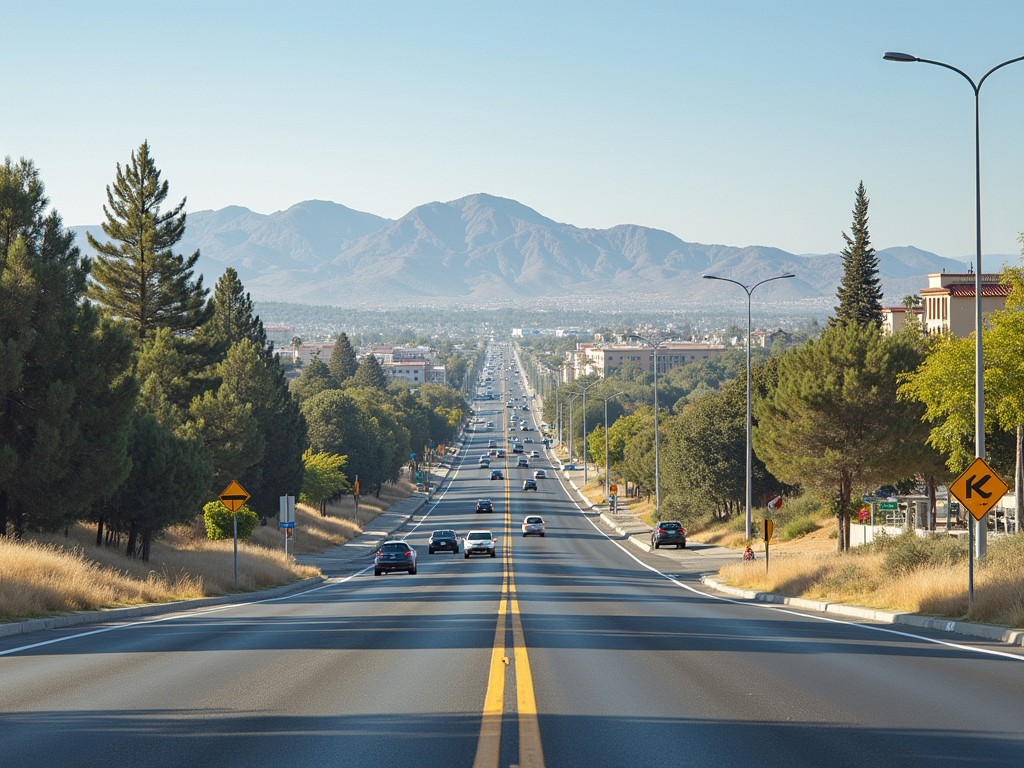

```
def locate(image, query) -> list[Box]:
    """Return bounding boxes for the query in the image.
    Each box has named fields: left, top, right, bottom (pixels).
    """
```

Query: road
left=2, top=343, right=1024, bottom=767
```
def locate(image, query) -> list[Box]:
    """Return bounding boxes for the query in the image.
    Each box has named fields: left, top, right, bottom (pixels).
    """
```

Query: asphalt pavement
left=3, top=344, right=1024, bottom=767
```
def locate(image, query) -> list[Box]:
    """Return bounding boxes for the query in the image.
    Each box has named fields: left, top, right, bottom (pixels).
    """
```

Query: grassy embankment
left=690, top=493, right=1024, bottom=627
left=0, top=478, right=414, bottom=623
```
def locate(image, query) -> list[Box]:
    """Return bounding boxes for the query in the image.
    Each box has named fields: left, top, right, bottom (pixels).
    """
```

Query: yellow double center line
left=473, top=374, right=544, bottom=768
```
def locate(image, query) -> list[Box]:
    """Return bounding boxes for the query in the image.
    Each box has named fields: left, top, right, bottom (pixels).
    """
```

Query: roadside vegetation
left=718, top=530, right=1024, bottom=627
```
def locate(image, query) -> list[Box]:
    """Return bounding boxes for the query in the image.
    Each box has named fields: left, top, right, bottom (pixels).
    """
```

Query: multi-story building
left=297, top=343, right=334, bottom=365
left=562, top=341, right=727, bottom=381
left=382, top=360, right=429, bottom=385
left=918, top=272, right=1009, bottom=336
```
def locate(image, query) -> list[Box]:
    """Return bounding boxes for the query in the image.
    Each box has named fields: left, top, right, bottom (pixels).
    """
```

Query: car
left=374, top=540, right=418, bottom=575
left=490, top=469, right=504, bottom=480
left=464, top=530, right=497, bottom=558
left=488, top=448, right=498, bottom=457
left=496, top=449, right=505, bottom=458
left=651, top=521, right=687, bottom=549
left=533, top=469, right=546, bottom=479
left=518, top=458, right=529, bottom=468
left=523, top=478, right=537, bottom=491
left=428, top=529, right=460, bottom=554
left=521, top=516, right=545, bottom=536
left=488, top=440, right=497, bottom=449
left=530, top=450, right=540, bottom=458
left=479, top=459, right=490, bottom=469
left=476, top=499, right=494, bottom=513
left=513, top=444, right=524, bottom=454
left=524, top=437, right=534, bottom=443
left=520, top=425, right=529, bottom=431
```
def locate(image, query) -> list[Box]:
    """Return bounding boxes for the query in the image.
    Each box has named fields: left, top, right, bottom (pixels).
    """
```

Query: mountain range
left=72, top=193, right=971, bottom=308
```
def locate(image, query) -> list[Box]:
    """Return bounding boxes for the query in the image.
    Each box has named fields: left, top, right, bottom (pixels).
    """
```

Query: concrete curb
left=0, top=575, right=326, bottom=640
left=700, top=576, right=1024, bottom=647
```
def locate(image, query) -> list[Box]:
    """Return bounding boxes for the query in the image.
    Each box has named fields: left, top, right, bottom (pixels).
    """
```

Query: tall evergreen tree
left=203, top=267, right=271, bottom=359
left=290, top=357, right=335, bottom=404
left=328, top=331, right=358, bottom=383
left=87, top=141, right=211, bottom=342
left=352, top=353, right=388, bottom=390
left=831, top=181, right=884, bottom=329
left=0, top=158, right=137, bottom=536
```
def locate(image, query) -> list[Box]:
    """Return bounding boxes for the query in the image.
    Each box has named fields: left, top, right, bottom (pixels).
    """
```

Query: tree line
left=0, top=143, right=468, bottom=560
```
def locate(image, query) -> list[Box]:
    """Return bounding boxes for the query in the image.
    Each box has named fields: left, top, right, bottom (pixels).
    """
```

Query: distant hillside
left=72, top=193, right=969, bottom=308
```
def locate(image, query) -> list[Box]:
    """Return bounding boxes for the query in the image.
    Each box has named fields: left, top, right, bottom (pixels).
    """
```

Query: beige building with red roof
left=918, top=272, right=1010, bottom=336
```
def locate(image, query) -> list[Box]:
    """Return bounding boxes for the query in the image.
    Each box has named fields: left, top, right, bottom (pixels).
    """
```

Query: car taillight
left=404, top=551, right=412, bottom=556
left=657, top=529, right=665, bottom=534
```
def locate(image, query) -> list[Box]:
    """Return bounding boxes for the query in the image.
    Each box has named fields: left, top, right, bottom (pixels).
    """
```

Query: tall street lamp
left=566, top=391, right=582, bottom=463
left=580, top=381, right=601, bottom=485
left=600, top=391, right=626, bottom=499
left=627, top=334, right=662, bottom=511
left=884, top=50, right=1024, bottom=562
left=703, top=273, right=795, bottom=540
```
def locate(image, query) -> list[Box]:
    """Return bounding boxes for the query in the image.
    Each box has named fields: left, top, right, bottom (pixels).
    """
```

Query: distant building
left=264, top=324, right=294, bottom=349
left=880, top=306, right=923, bottom=335
left=562, top=341, right=727, bottom=381
left=297, top=343, right=334, bottom=365
left=383, top=360, right=429, bottom=384
left=918, top=272, right=1009, bottom=336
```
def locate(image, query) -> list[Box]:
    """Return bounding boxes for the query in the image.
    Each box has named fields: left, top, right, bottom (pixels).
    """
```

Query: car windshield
left=660, top=522, right=682, bottom=529
left=380, top=542, right=408, bottom=552
left=433, top=530, right=455, bottom=537
left=526, top=517, right=543, bottom=524
left=467, top=532, right=492, bottom=540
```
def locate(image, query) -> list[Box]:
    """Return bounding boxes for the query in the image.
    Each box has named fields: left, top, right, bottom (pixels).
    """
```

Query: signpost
left=763, top=517, right=774, bottom=573
left=219, top=480, right=250, bottom=590
left=279, top=495, right=295, bottom=555
left=950, top=457, right=1008, bottom=606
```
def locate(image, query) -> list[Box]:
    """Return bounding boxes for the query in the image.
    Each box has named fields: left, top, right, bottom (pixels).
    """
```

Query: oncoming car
left=464, top=530, right=497, bottom=558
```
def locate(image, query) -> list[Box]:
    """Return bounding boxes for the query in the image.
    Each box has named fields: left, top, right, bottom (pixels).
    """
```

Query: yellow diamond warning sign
left=219, top=480, right=250, bottom=513
left=949, top=457, right=1008, bottom=522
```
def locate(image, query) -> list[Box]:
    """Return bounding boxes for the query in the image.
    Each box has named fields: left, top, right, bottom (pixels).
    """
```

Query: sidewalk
left=700, top=575, right=1024, bottom=648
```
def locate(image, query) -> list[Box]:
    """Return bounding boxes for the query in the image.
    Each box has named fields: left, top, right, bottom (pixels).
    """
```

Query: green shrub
left=203, top=501, right=259, bottom=541
left=783, top=517, right=819, bottom=540
left=879, top=530, right=967, bottom=576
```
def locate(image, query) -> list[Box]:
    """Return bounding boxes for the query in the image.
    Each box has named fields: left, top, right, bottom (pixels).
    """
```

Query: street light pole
left=627, top=334, right=662, bottom=512
left=702, top=274, right=795, bottom=540
left=884, top=51, right=1024, bottom=563
left=601, top=391, right=626, bottom=499
left=581, top=381, right=600, bottom=485
left=566, top=391, right=581, bottom=463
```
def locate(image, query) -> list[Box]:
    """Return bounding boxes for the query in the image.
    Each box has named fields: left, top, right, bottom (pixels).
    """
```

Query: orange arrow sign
left=949, top=457, right=1008, bottom=522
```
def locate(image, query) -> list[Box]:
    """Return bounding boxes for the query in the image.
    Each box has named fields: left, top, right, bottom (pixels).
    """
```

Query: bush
left=783, top=517, right=819, bottom=540
left=203, top=501, right=259, bottom=541
left=879, top=530, right=967, bottom=576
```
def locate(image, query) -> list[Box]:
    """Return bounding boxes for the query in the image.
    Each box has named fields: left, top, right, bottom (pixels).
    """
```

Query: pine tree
left=352, top=353, right=388, bottom=390
left=328, top=331, right=358, bottom=383
left=88, top=141, right=211, bottom=342
left=203, top=267, right=271, bottom=359
left=831, top=181, right=884, bottom=329
left=0, top=158, right=137, bottom=536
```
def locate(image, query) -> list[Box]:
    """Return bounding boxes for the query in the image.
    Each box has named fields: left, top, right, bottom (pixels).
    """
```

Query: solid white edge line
left=0, top=436, right=471, bottom=659
left=554, top=458, right=1024, bottom=663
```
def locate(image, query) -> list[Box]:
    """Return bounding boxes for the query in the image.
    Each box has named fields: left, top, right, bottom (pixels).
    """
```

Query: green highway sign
left=877, top=501, right=898, bottom=512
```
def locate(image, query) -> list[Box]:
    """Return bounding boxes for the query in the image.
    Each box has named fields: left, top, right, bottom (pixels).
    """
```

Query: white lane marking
left=553, top=466, right=1024, bottom=663
left=0, top=437, right=475, bottom=658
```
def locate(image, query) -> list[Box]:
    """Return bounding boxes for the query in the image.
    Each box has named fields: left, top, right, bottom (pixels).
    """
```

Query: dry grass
left=1, top=476, right=416, bottom=624
left=719, top=540, right=1024, bottom=627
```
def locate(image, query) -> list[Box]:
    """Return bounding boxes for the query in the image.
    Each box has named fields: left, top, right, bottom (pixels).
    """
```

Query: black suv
left=374, top=540, right=418, bottom=575
left=476, top=499, right=494, bottom=513
left=428, top=529, right=459, bottom=554
left=651, top=521, right=686, bottom=549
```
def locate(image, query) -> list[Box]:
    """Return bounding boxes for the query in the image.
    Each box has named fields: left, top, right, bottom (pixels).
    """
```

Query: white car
left=464, top=530, right=497, bottom=558
left=521, top=516, right=545, bottom=537
left=533, top=469, right=546, bottom=479
left=530, top=450, right=540, bottom=458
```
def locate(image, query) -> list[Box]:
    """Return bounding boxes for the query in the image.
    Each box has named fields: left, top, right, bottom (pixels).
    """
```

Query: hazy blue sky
left=4, top=1, right=1024, bottom=259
